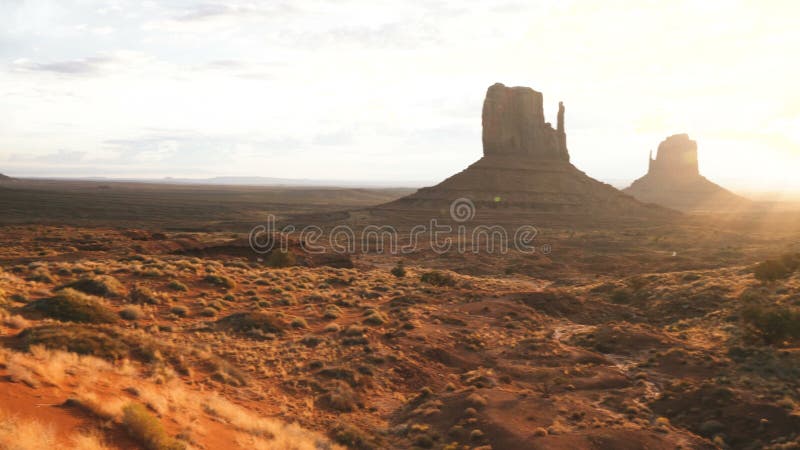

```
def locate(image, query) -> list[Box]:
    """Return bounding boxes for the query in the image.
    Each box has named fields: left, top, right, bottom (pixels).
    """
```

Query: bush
left=609, top=288, right=634, bottom=304
left=266, top=250, right=296, bottom=268
left=130, top=284, right=162, bottom=305
left=363, top=311, right=387, bottom=326
left=390, top=261, right=406, bottom=278
left=167, top=281, right=188, bottom=292
left=216, top=312, right=285, bottom=335
left=199, top=307, right=217, bottom=317
left=420, top=270, right=456, bottom=287
left=62, top=275, right=126, bottom=297
left=120, top=305, right=145, bottom=321
left=318, top=380, right=358, bottom=412
left=170, top=306, right=188, bottom=317
left=741, top=304, right=800, bottom=344
left=780, top=253, right=800, bottom=272
left=323, top=304, right=342, bottom=320
left=754, top=258, right=795, bottom=283
left=332, top=421, right=375, bottom=450
left=291, top=317, right=308, bottom=329
left=18, top=325, right=131, bottom=360
left=17, top=324, right=189, bottom=375
left=204, top=274, right=236, bottom=289
left=25, top=288, right=118, bottom=324
left=122, top=403, right=185, bottom=450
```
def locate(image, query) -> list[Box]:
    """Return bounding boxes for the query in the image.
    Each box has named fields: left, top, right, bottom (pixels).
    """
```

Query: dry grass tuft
left=0, top=408, right=55, bottom=450
left=122, top=403, right=185, bottom=450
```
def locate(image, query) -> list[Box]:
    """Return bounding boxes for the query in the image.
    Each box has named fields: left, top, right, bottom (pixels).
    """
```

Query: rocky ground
left=1, top=225, right=799, bottom=449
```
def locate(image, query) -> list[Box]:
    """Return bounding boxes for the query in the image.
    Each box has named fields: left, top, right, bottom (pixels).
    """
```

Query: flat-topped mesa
left=481, top=83, right=569, bottom=161
left=648, top=133, right=699, bottom=178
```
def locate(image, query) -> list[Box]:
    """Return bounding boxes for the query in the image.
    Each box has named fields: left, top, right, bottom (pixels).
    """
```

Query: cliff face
left=378, top=83, right=669, bottom=219
left=625, top=134, right=747, bottom=211
left=481, top=83, right=568, bottom=161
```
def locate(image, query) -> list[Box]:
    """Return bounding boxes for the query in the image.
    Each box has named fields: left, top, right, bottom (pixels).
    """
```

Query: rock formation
left=624, top=134, right=747, bottom=211
left=481, top=83, right=568, bottom=161
left=378, top=83, right=665, bottom=219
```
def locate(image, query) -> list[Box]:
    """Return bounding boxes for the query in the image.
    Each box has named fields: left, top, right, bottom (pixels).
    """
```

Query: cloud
left=313, top=130, right=354, bottom=146
left=9, top=149, right=89, bottom=164
left=11, top=56, right=114, bottom=75
left=143, top=2, right=299, bottom=32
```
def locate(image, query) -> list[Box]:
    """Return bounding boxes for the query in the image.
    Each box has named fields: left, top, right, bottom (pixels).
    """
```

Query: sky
left=1, top=0, right=798, bottom=193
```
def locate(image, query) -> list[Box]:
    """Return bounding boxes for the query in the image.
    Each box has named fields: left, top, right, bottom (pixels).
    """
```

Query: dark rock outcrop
left=624, top=134, right=747, bottom=211
left=378, top=83, right=667, bottom=219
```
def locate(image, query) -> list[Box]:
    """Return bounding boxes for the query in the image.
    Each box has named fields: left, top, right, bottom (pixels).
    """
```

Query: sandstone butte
left=624, top=134, right=747, bottom=212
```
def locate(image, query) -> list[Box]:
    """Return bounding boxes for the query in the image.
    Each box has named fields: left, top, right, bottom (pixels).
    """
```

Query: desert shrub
left=17, top=325, right=130, bottom=360
left=332, top=421, right=376, bottom=450
left=204, top=274, right=236, bottom=289
left=317, top=380, right=358, bottom=412
left=609, top=288, right=634, bottom=304
left=25, top=288, right=118, bottom=324
left=291, top=317, right=308, bottom=329
left=166, top=280, right=188, bottom=292
left=28, top=269, right=54, bottom=283
left=318, top=366, right=362, bottom=386
left=265, top=249, right=297, bottom=268
left=390, top=261, right=406, bottom=278
left=216, top=312, right=285, bottom=335
left=323, top=304, right=342, bottom=320
left=741, top=304, right=800, bottom=344
left=137, top=268, right=164, bottom=278
left=170, top=306, right=188, bottom=317
left=62, top=275, right=125, bottom=297
left=17, top=324, right=191, bottom=375
left=362, top=311, right=387, bottom=326
left=199, top=307, right=217, bottom=317
left=754, top=259, right=794, bottom=283
left=130, top=284, right=162, bottom=305
left=780, top=253, right=800, bottom=272
left=120, top=305, right=145, bottom=321
left=344, top=325, right=365, bottom=337
left=420, top=271, right=456, bottom=287
left=122, top=403, right=185, bottom=450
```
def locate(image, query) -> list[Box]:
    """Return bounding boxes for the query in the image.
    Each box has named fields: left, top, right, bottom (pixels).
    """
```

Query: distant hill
left=0, top=173, right=14, bottom=181
left=22, top=175, right=424, bottom=188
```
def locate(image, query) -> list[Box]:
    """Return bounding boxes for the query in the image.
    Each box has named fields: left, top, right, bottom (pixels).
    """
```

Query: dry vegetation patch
left=24, top=289, right=118, bottom=324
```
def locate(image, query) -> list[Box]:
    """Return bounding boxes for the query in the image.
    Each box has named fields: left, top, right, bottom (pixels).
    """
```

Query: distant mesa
left=0, top=173, right=14, bottom=182
left=378, top=83, right=666, bottom=218
left=624, top=134, right=748, bottom=211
